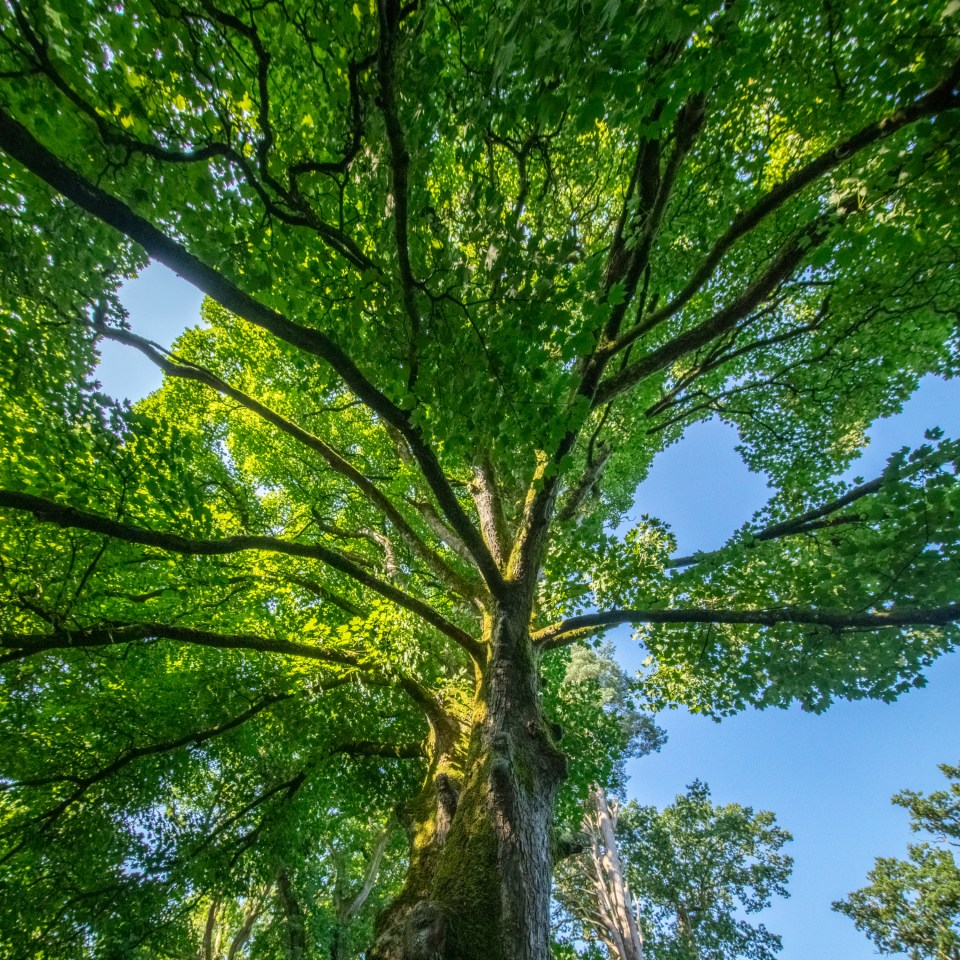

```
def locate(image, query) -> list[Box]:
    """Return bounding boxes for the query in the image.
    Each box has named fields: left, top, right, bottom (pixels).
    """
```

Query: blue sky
left=100, top=262, right=960, bottom=960
left=621, top=383, right=960, bottom=958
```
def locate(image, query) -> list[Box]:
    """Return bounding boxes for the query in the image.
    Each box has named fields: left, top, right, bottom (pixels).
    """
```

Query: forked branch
left=606, top=58, right=960, bottom=355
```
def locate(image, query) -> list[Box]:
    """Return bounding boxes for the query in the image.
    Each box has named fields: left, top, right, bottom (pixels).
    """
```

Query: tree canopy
left=554, top=782, right=793, bottom=960
left=834, top=762, right=960, bottom=960
left=1, top=1, right=959, bottom=958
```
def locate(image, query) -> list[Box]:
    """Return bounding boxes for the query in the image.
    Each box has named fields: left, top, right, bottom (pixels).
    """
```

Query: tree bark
left=369, top=593, right=566, bottom=960
left=585, top=787, right=645, bottom=960
left=277, top=868, right=307, bottom=960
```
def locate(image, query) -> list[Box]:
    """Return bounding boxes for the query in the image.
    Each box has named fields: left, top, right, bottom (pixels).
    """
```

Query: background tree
left=834, top=762, right=960, bottom=960
left=1, top=1, right=960, bottom=959
left=553, top=786, right=647, bottom=960
left=554, top=782, right=792, bottom=960
left=185, top=816, right=403, bottom=960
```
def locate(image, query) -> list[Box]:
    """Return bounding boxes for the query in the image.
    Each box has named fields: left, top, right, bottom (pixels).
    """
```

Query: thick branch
left=603, top=93, right=706, bottom=344
left=0, top=106, right=504, bottom=593
left=534, top=604, right=960, bottom=650
left=469, top=455, right=509, bottom=568
left=1, top=620, right=454, bottom=736
left=100, top=325, right=480, bottom=601
left=607, top=59, right=960, bottom=354
left=0, top=489, right=479, bottom=654
left=0, top=622, right=363, bottom=668
left=594, top=222, right=828, bottom=405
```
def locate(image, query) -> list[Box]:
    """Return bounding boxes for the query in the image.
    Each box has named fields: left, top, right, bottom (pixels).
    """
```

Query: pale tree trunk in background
left=226, top=886, right=271, bottom=960
left=199, top=900, right=220, bottom=960
left=585, top=786, right=645, bottom=960
left=676, top=903, right=697, bottom=959
left=330, top=826, right=392, bottom=960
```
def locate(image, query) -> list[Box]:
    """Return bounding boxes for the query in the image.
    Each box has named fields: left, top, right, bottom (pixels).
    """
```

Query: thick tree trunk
left=369, top=594, right=566, bottom=960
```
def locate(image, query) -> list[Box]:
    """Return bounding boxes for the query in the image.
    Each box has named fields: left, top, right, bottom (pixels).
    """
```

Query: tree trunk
left=277, top=868, right=307, bottom=960
left=586, top=786, right=645, bottom=960
left=369, top=594, right=566, bottom=960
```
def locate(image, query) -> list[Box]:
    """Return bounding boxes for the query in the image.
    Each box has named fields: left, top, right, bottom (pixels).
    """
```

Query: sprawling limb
left=0, top=490, right=480, bottom=656
left=0, top=107, right=505, bottom=594
left=469, top=454, right=510, bottom=567
left=534, top=604, right=960, bottom=651
left=594, top=221, right=830, bottom=404
left=3, top=693, right=294, bottom=827
left=98, top=323, right=482, bottom=603
left=0, top=621, right=363, bottom=667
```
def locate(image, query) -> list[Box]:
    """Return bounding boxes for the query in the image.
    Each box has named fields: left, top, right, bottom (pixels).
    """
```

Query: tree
left=1, top=1, right=959, bottom=958
left=834, top=763, right=960, bottom=960
left=185, top=816, right=404, bottom=960
left=553, top=786, right=647, bottom=960
left=554, top=783, right=792, bottom=960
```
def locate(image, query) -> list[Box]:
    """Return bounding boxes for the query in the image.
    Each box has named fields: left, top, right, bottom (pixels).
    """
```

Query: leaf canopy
left=0, top=0, right=959, bottom=954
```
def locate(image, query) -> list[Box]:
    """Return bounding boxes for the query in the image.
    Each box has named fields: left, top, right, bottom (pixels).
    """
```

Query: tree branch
left=0, top=619, right=455, bottom=740
left=0, top=489, right=480, bottom=655
left=98, top=324, right=481, bottom=601
left=0, top=622, right=363, bottom=668
left=605, top=59, right=960, bottom=355
left=594, top=221, right=829, bottom=405
left=469, top=455, right=509, bottom=568
left=7, top=693, right=293, bottom=824
left=643, top=302, right=822, bottom=421
left=534, top=604, right=960, bottom=650
left=0, top=106, right=504, bottom=594
left=670, top=473, right=886, bottom=568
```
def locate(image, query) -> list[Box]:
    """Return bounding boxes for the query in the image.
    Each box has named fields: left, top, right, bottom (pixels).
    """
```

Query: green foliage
left=0, top=0, right=958, bottom=953
left=621, top=783, right=793, bottom=960
left=834, top=763, right=960, bottom=960
left=546, top=643, right=666, bottom=827
left=642, top=438, right=960, bottom=715
left=554, top=782, right=793, bottom=960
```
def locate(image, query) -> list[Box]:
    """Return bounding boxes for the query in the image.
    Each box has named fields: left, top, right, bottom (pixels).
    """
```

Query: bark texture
left=369, top=594, right=566, bottom=960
